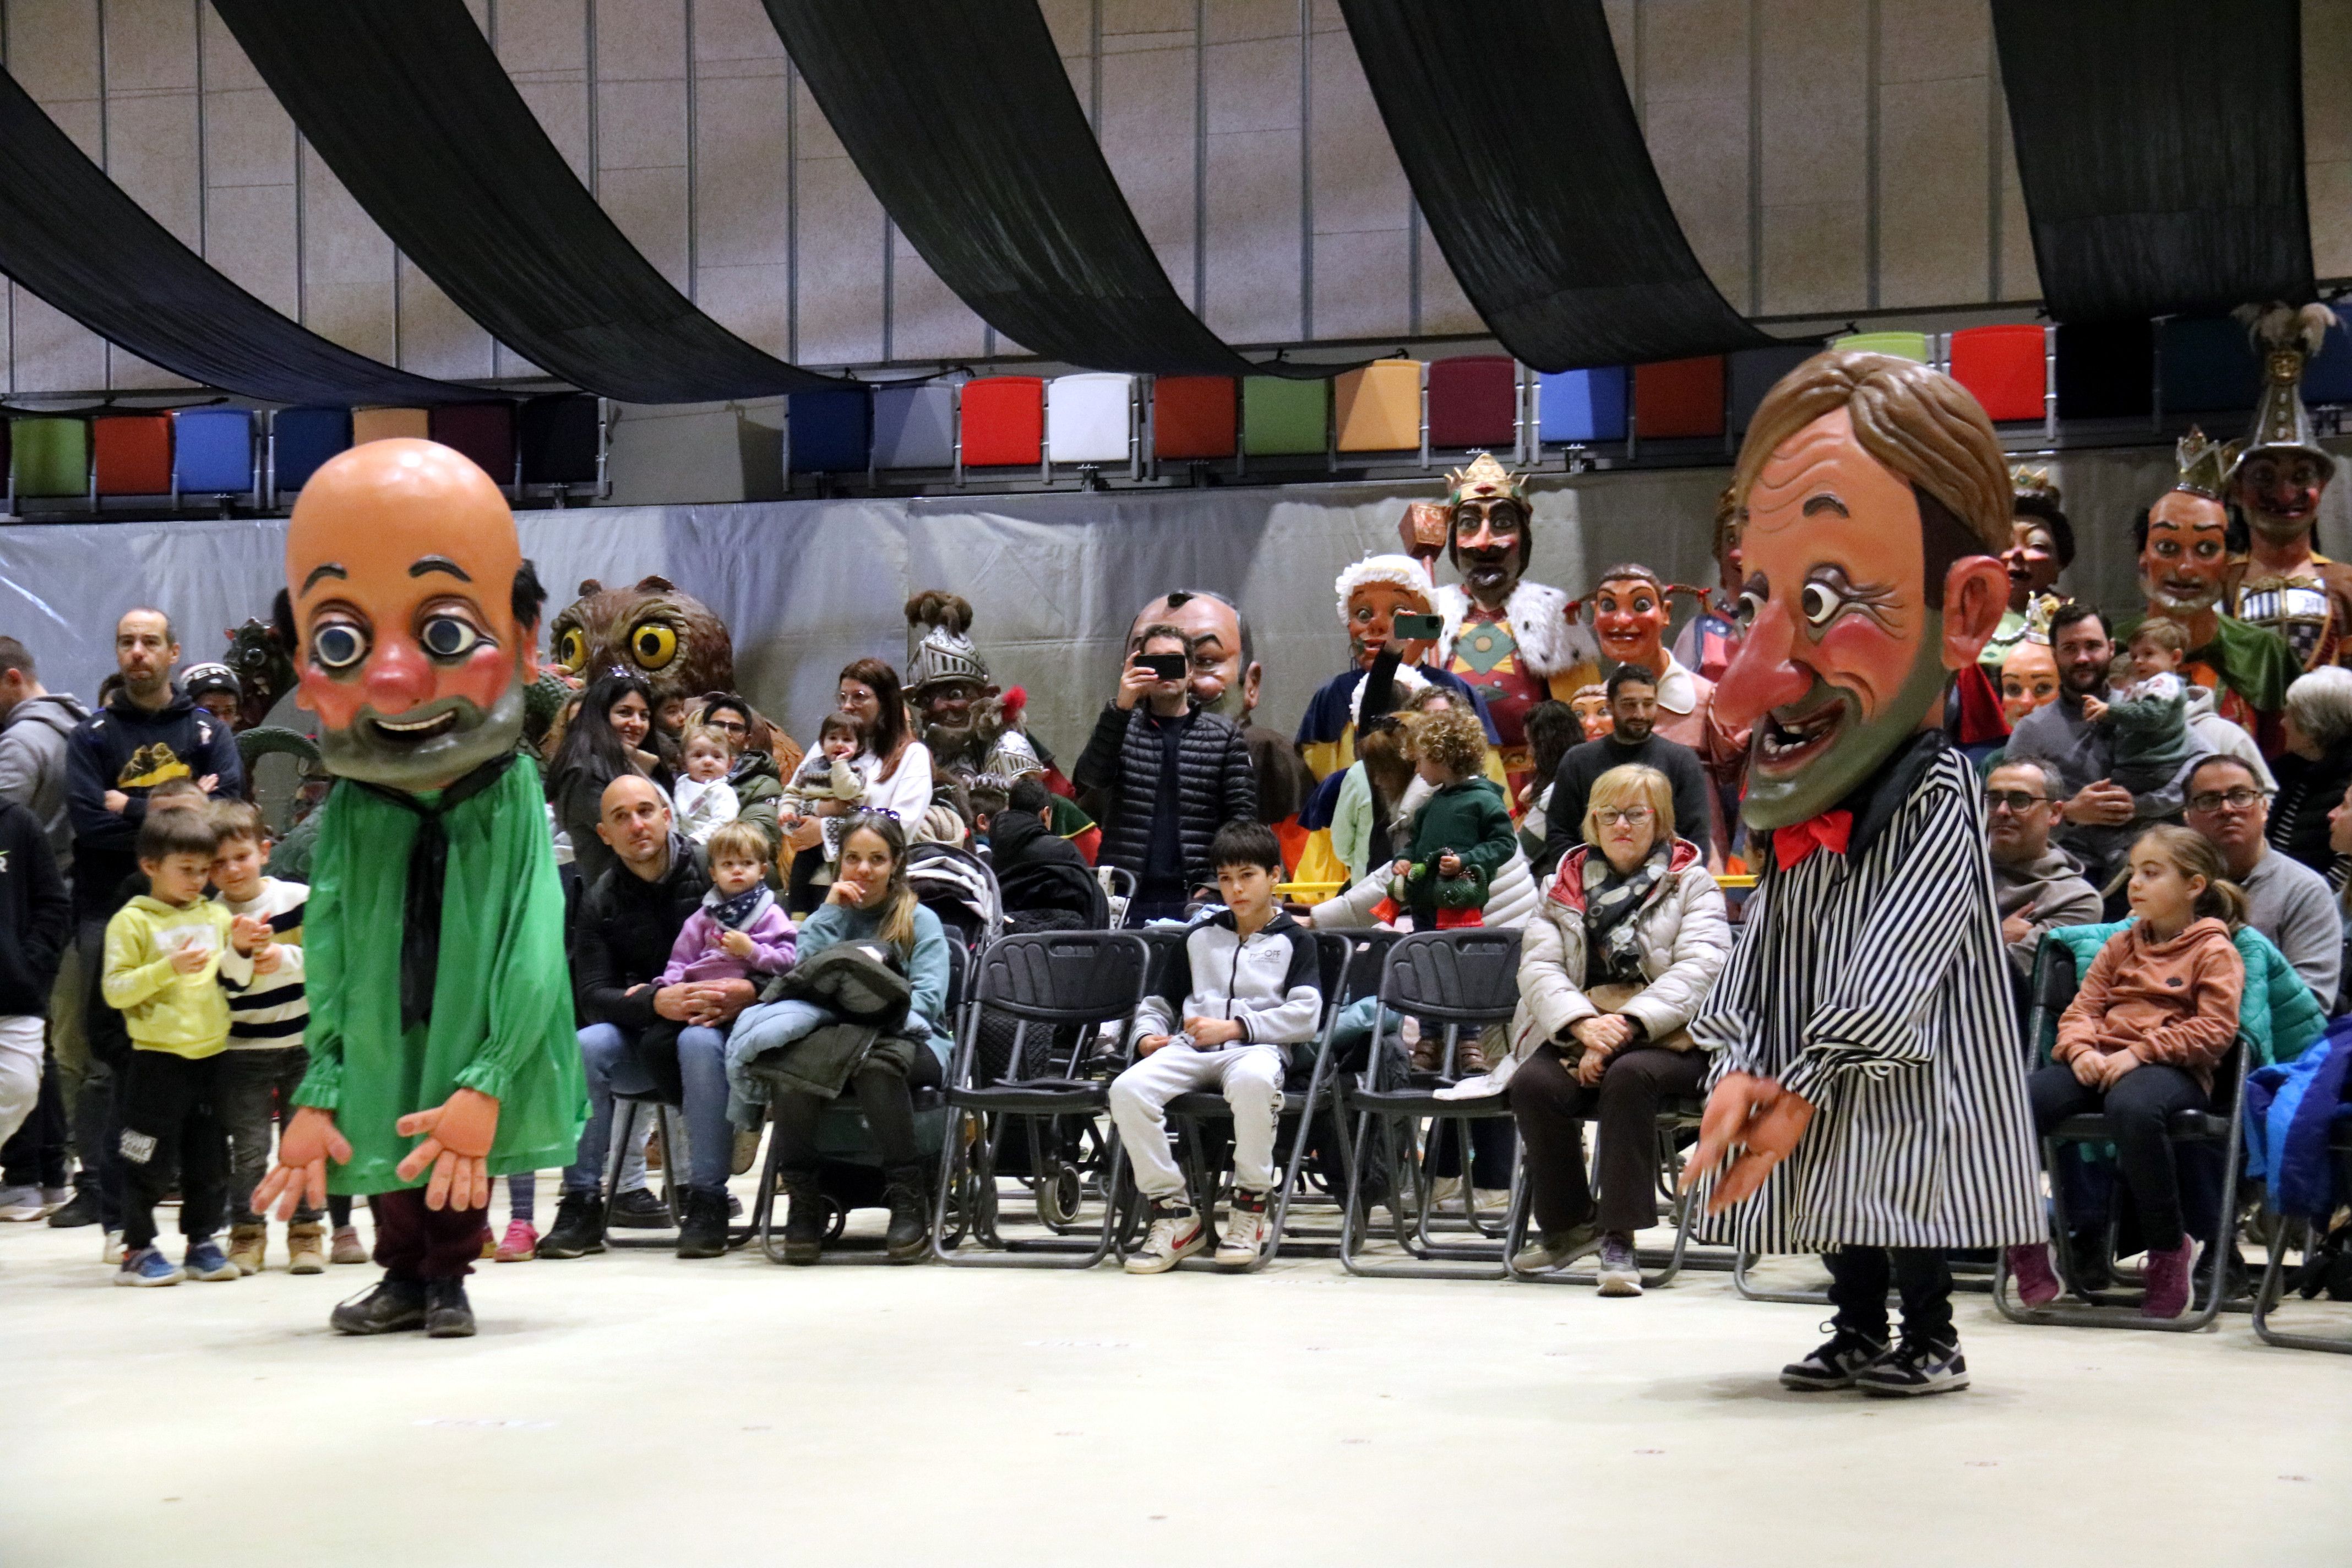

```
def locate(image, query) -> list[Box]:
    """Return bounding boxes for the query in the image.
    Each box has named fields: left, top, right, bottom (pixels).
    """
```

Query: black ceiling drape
left=1337, top=0, right=1784, bottom=371
left=0, top=67, right=467, bottom=405
left=1992, top=0, right=2313, bottom=322
left=212, top=0, right=838, bottom=403
left=762, top=0, right=1328, bottom=378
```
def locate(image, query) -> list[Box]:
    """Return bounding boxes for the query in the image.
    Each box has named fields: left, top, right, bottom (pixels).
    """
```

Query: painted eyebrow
left=409, top=556, right=473, bottom=581
left=300, top=563, right=347, bottom=595
left=1801, top=494, right=1850, bottom=518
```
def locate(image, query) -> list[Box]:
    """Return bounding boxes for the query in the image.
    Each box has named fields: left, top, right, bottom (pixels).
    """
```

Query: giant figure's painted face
left=2139, top=491, right=2232, bottom=618
left=2003, top=517, right=2062, bottom=611
left=1449, top=496, right=1530, bottom=607
left=1592, top=575, right=1668, bottom=670
left=1716, top=407, right=1954, bottom=828
left=1999, top=641, right=2060, bottom=727
left=1347, top=583, right=1438, bottom=670
left=547, top=576, right=734, bottom=707
left=285, top=440, right=537, bottom=792
left=2233, top=449, right=2332, bottom=547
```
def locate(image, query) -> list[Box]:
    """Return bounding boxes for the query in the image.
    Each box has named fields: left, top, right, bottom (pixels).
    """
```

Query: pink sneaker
left=2141, top=1237, right=2194, bottom=1319
left=2006, top=1243, right=2061, bottom=1306
left=494, top=1219, right=540, bottom=1263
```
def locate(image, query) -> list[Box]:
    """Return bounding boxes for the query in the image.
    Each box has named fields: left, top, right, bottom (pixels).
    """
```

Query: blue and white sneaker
left=183, top=1239, right=242, bottom=1282
left=115, top=1246, right=184, bottom=1287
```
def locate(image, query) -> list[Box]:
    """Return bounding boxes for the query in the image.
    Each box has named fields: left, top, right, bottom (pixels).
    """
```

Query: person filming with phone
left=1075, top=622, right=1257, bottom=924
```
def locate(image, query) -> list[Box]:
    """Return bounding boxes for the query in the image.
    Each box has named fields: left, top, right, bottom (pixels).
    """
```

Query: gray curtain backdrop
left=4, top=449, right=2344, bottom=758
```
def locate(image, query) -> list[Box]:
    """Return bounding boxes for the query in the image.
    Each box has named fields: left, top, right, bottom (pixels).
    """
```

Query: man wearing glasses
left=1984, top=761, right=2102, bottom=992
left=2180, top=755, right=2340, bottom=1004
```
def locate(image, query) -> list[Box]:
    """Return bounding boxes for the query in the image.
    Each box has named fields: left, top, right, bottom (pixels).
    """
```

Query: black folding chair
left=2250, top=1121, right=2352, bottom=1354
left=745, top=939, right=971, bottom=1264
left=1337, top=929, right=1524, bottom=1280
left=1994, top=940, right=2251, bottom=1332
left=600, top=1091, right=689, bottom=1251
left=931, top=932, right=1152, bottom=1267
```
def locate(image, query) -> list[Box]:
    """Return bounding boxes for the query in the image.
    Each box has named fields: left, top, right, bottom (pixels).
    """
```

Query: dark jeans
left=215, top=1046, right=320, bottom=1226
left=771, top=1047, right=943, bottom=1173
left=118, top=1050, right=228, bottom=1253
left=0, top=1043, right=68, bottom=1188
left=1509, top=1043, right=1708, bottom=1236
left=564, top=1021, right=735, bottom=1199
left=1826, top=1246, right=1954, bottom=1347
left=2027, top=1060, right=2207, bottom=1251
left=369, top=1185, right=488, bottom=1282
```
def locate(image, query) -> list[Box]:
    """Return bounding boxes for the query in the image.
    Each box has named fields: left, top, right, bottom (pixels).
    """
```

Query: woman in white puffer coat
left=1489, top=763, right=1729, bottom=1294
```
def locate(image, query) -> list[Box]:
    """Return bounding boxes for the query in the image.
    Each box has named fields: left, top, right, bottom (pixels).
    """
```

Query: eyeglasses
left=1984, top=790, right=2048, bottom=814
left=704, top=717, right=748, bottom=734
left=1596, top=807, right=1653, bottom=826
left=2187, top=787, right=2267, bottom=813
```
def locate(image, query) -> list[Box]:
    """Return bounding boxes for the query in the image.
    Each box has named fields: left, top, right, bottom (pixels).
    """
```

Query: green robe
left=2113, top=611, right=2300, bottom=716
left=292, top=754, right=586, bottom=1196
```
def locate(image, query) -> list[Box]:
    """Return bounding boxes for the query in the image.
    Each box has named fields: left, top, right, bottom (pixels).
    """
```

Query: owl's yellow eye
left=629, top=622, right=679, bottom=671
left=555, top=627, right=587, bottom=672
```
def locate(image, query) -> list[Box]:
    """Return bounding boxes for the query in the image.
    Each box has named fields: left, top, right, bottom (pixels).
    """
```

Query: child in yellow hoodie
left=104, top=808, right=268, bottom=1286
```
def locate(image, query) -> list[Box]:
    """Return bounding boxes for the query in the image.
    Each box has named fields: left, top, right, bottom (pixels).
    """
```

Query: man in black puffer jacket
left=988, top=777, right=1107, bottom=932
left=1075, top=623, right=1256, bottom=924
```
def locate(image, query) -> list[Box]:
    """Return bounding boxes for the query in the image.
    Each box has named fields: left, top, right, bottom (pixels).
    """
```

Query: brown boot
left=226, top=1223, right=267, bottom=1276
left=285, top=1221, right=327, bottom=1275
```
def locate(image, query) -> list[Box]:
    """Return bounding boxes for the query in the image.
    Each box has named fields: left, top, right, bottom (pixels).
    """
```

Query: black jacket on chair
left=1073, top=701, right=1256, bottom=891
left=989, top=809, right=1108, bottom=930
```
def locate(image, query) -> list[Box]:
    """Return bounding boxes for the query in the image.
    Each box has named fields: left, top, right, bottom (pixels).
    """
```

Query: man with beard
left=1433, top=453, right=1599, bottom=796
left=2006, top=604, right=2209, bottom=891
left=248, top=440, right=586, bottom=1339
left=2114, top=430, right=2300, bottom=753
left=1536, top=666, right=1714, bottom=876
left=1124, top=589, right=1313, bottom=828
left=903, top=591, right=1047, bottom=785
left=2224, top=304, right=2352, bottom=672
left=1680, top=350, right=2040, bottom=1397
left=1980, top=466, right=2075, bottom=669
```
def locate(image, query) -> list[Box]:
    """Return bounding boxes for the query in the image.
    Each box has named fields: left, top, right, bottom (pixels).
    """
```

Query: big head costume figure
left=904, top=590, right=1046, bottom=783
left=547, top=575, right=736, bottom=704
left=1588, top=560, right=1743, bottom=863
left=2118, top=429, right=2300, bottom=747
left=1296, top=553, right=1502, bottom=782
left=1431, top=454, right=1599, bottom=782
left=253, top=439, right=585, bottom=1339
left=2225, top=303, right=2352, bottom=671
left=1981, top=465, right=2074, bottom=669
left=1683, top=352, right=2040, bottom=1388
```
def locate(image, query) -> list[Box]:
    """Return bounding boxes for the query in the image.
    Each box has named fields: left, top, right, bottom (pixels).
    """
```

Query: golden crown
left=2009, top=462, right=2060, bottom=508
left=1445, top=451, right=1527, bottom=509
left=2174, top=426, right=2235, bottom=499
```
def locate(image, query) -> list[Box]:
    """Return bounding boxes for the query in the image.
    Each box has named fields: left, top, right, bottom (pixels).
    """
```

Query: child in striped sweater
left=209, top=803, right=342, bottom=1275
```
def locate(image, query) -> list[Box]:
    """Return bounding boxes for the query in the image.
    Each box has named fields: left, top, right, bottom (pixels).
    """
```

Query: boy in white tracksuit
left=1112, top=821, right=1322, bottom=1272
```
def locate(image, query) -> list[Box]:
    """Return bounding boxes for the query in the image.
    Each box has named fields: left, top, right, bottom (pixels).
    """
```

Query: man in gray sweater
left=0, top=639, right=90, bottom=873
left=2182, top=754, right=2341, bottom=1007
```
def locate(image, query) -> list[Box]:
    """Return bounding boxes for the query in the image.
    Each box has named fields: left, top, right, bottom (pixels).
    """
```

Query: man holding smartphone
left=1074, top=624, right=1257, bottom=925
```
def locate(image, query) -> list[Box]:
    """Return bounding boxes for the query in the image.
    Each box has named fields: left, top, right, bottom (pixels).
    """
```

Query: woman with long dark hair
left=784, top=660, right=934, bottom=913
left=547, top=673, right=664, bottom=888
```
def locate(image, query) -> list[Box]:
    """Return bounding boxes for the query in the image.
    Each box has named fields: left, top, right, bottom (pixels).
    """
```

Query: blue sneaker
left=183, top=1239, right=241, bottom=1282
left=115, top=1246, right=184, bottom=1287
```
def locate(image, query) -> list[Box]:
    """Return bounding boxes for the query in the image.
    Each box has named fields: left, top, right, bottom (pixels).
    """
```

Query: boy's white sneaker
left=1124, top=1202, right=1206, bottom=1274
left=1213, top=1191, right=1272, bottom=1267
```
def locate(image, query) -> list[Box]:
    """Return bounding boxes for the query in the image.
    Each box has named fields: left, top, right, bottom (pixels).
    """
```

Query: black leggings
left=771, top=1047, right=943, bottom=1173
left=2027, top=1061, right=2207, bottom=1251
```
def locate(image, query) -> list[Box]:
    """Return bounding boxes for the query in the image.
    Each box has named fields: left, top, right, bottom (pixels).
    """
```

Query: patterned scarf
left=707, top=883, right=771, bottom=930
left=1582, top=841, right=1670, bottom=986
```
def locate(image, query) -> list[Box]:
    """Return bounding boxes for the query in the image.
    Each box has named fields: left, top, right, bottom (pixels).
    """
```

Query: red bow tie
left=1773, top=809, right=1852, bottom=868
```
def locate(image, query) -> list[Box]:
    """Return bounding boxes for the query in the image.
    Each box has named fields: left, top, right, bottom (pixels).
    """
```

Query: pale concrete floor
left=3, top=1190, right=2346, bottom=1568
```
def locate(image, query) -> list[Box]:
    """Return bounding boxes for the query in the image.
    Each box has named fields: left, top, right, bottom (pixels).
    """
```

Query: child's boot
left=285, top=1221, right=328, bottom=1275
left=226, top=1222, right=268, bottom=1276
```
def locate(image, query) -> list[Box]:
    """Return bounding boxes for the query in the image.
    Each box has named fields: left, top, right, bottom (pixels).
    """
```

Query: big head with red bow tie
left=1716, top=352, right=2012, bottom=831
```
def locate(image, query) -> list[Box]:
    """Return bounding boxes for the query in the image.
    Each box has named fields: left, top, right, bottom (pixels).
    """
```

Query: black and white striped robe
left=1690, top=734, right=2042, bottom=1251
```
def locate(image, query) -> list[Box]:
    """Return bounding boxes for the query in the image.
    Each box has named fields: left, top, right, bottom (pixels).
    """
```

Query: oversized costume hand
left=1680, top=1071, right=1816, bottom=1215
left=395, top=1087, right=501, bottom=1212
left=251, top=1107, right=353, bottom=1221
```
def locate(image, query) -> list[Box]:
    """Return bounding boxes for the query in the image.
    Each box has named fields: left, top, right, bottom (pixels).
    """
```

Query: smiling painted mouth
left=368, top=708, right=459, bottom=743
left=1756, top=697, right=1847, bottom=770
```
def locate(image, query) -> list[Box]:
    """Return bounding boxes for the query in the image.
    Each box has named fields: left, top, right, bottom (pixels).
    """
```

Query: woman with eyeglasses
left=696, top=694, right=787, bottom=859
left=1493, top=763, right=1729, bottom=1294
left=2266, top=667, right=2352, bottom=884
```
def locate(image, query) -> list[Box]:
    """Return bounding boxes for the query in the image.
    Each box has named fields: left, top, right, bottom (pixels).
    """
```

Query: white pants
left=1108, top=1042, right=1284, bottom=1203
left=0, top=1015, right=45, bottom=1153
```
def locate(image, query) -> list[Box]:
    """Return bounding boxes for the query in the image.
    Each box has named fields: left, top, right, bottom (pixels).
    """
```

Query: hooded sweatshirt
left=65, top=683, right=243, bottom=921
left=0, top=692, right=90, bottom=872
left=100, top=892, right=255, bottom=1058
left=2054, top=915, right=2244, bottom=1094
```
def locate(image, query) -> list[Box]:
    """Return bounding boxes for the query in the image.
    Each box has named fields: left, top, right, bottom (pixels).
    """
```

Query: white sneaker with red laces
left=1124, top=1202, right=1206, bottom=1274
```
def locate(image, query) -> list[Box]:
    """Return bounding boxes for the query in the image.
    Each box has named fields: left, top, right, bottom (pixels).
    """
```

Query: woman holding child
left=1499, top=763, right=1730, bottom=1295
